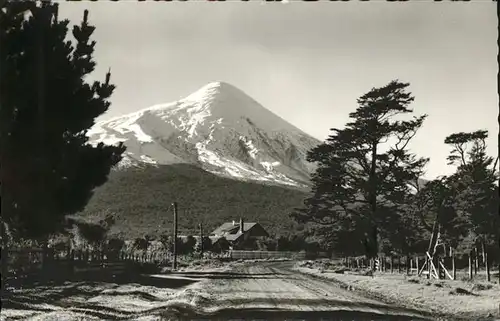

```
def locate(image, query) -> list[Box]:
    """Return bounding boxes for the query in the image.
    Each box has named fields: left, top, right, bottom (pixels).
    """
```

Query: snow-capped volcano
left=88, top=81, right=320, bottom=187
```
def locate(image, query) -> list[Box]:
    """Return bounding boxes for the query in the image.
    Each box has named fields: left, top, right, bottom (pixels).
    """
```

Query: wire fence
left=229, top=250, right=306, bottom=260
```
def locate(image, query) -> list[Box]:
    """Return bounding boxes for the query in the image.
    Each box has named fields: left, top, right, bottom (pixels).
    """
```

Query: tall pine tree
left=0, top=0, right=125, bottom=276
left=444, top=130, right=499, bottom=251
left=292, top=80, right=428, bottom=259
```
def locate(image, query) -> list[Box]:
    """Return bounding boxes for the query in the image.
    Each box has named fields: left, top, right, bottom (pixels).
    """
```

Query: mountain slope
left=79, top=164, right=308, bottom=239
left=88, top=82, right=320, bottom=187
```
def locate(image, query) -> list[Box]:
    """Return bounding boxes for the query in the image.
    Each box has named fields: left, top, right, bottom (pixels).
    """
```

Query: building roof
left=211, top=222, right=258, bottom=237
left=208, top=236, right=220, bottom=243
left=209, top=234, right=241, bottom=243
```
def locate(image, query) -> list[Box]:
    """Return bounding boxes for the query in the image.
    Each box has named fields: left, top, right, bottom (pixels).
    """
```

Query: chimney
left=239, top=218, right=244, bottom=233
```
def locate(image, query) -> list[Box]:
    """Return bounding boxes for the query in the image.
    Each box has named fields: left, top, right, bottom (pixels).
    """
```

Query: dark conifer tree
left=0, top=0, right=125, bottom=278
left=444, top=130, right=499, bottom=251
left=292, top=80, right=428, bottom=259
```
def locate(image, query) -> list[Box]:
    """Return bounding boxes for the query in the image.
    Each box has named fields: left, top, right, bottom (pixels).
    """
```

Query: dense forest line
left=78, top=164, right=308, bottom=239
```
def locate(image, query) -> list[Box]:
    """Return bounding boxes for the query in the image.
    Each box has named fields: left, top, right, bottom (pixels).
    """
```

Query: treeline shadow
left=217, top=297, right=431, bottom=317
left=169, top=271, right=285, bottom=280
left=159, top=299, right=435, bottom=321
left=206, top=308, right=433, bottom=321
left=7, top=272, right=199, bottom=291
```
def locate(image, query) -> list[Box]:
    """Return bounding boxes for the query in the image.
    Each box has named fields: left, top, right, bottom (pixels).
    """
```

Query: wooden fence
left=229, top=250, right=306, bottom=260
left=341, top=251, right=499, bottom=282
left=6, top=247, right=234, bottom=275
left=5, top=247, right=172, bottom=277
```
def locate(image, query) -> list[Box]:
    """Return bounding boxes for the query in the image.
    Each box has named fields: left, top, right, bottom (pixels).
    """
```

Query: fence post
left=398, top=257, right=401, bottom=274
left=485, top=251, right=491, bottom=282
left=415, top=256, right=419, bottom=275
left=468, top=251, right=473, bottom=280
left=69, top=249, right=75, bottom=276
left=426, top=256, right=430, bottom=279
left=437, top=255, right=442, bottom=279
left=451, top=249, right=456, bottom=280
left=474, top=247, right=478, bottom=275
left=390, top=256, right=393, bottom=273
left=406, top=255, right=410, bottom=275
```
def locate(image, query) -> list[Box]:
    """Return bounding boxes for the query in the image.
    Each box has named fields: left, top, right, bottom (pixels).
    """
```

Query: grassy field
left=295, top=261, right=500, bottom=321
left=1, top=258, right=234, bottom=321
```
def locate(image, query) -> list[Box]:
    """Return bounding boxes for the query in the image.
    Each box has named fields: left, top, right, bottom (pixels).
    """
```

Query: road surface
left=163, top=261, right=434, bottom=321
left=2, top=261, right=437, bottom=320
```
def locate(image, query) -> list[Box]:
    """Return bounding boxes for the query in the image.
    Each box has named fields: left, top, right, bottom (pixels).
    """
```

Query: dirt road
left=164, top=261, right=435, bottom=320
left=2, top=262, right=436, bottom=321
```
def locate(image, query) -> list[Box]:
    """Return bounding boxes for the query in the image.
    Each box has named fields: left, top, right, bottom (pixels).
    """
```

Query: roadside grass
left=294, top=260, right=500, bottom=321
left=1, top=257, right=233, bottom=321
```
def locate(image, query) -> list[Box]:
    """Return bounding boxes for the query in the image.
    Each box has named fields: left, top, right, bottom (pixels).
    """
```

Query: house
left=209, top=218, right=269, bottom=250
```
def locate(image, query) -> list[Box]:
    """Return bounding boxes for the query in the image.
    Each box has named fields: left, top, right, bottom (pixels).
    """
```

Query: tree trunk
left=368, top=137, right=378, bottom=259
left=481, top=240, right=486, bottom=265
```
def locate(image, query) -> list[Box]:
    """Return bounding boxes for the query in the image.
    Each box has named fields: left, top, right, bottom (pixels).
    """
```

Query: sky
left=57, top=1, right=498, bottom=180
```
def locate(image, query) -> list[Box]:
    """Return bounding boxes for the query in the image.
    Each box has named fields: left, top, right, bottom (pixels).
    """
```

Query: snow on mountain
left=87, top=81, right=321, bottom=187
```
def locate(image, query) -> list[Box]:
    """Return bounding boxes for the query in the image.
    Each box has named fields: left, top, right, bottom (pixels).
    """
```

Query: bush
left=212, top=237, right=230, bottom=253
left=195, top=236, right=212, bottom=253
left=180, top=236, right=196, bottom=255
left=106, top=238, right=125, bottom=260
left=133, top=237, right=150, bottom=252
left=70, top=214, right=116, bottom=250
left=160, top=234, right=173, bottom=252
